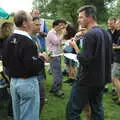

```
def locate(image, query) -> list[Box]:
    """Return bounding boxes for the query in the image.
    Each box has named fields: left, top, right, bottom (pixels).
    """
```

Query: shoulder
left=116, top=30, right=120, bottom=35
left=48, top=29, right=55, bottom=35
left=86, top=26, right=108, bottom=37
left=10, top=34, right=34, bottom=46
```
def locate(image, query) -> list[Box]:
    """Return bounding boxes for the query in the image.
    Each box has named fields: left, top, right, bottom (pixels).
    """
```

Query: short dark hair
left=63, top=24, right=77, bottom=40
left=108, top=17, right=116, bottom=22
left=52, top=19, right=66, bottom=28
left=78, top=5, right=97, bottom=20
left=14, top=10, right=28, bottom=27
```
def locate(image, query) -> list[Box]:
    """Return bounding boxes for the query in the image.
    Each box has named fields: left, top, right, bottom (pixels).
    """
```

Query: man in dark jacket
left=112, top=18, right=120, bottom=105
left=107, top=17, right=117, bottom=43
left=3, top=10, right=47, bottom=120
left=66, top=5, right=112, bottom=120
left=104, top=17, right=117, bottom=93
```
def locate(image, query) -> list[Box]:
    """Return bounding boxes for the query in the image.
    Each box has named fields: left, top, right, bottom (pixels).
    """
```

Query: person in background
left=112, top=18, right=120, bottom=105
left=32, top=8, right=48, bottom=52
left=66, top=5, right=112, bottom=120
left=104, top=17, right=117, bottom=93
left=31, top=16, right=47, bottom=113
left=0, top=22, right=13, bottom=83
left=0, top=22, right=14, bottom=118
left=3, top=10, right=47, bottom=120
left=63, top=24, right=77, bottom=85
left=0, top=22, right=13, bottom=56
left=47, top=19, right=66, bottom=98
left=107, top=17, right=117, bottom=43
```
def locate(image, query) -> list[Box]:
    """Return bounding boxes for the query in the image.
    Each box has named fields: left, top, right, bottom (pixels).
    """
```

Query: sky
left=0, top=0, right=33, bottom=13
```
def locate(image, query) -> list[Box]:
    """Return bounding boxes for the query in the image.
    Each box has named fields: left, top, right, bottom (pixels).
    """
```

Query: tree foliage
left=108, top=0, right=120, bottom=18
left=32, top=0, right=50, bottom=16
left=32, top=0, right=114, bottom=25
left=47, top=0, right=84, bottom=25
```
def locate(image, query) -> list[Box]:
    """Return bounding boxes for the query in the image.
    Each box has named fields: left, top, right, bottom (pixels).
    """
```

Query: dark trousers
left=39, top=80, right=45, bottom=113
left=8, top=95, right=13, bottom=117
left=50, top=56, right=63, bottom=92
left=66, top=81, right=104, bottom=120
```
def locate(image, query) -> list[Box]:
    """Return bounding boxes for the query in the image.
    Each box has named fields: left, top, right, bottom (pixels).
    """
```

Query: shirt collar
left=14, top=29, right=32, bottom=40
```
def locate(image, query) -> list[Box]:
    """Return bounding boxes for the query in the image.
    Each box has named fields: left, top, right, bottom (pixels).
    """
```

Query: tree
left=32, top=0, right=50, bottom=17
left=35, top=0, right=84, bottom=27
left=108, top=0, right=120, bottom=17
left=32, top=0, right=114, bottom=25
left=47, top=0, right=83, bottom=26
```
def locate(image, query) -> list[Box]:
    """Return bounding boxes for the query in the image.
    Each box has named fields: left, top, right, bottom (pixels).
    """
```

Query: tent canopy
left=0, top=8, right=9, bottom=19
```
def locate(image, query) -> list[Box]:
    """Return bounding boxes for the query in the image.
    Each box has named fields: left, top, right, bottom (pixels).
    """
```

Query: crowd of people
left=0, top=4, right=120, bottom=120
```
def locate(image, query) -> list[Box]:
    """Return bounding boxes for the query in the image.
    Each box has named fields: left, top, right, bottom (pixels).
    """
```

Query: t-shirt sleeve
left=77, top=32, right=96, bottom=65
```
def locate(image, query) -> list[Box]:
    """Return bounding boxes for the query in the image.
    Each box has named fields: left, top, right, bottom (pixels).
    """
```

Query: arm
left=23, top=42, right=45, bottom=74
left=77, top=33, right=95, bottom=65
left=69, top=40, right=80, bottom=53
left=69, top=28, right=87, bottom=53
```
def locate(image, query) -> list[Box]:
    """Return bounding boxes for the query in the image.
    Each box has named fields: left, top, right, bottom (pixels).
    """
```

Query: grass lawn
left=41, top=71, right=120, bottom=120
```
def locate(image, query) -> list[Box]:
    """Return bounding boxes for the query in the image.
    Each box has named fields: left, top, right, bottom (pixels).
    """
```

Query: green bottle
left=48, top=51, right=53, bottom=57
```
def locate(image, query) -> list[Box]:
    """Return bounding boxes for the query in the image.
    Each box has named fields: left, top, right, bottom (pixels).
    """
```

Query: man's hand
left=69, top=40, right=77, bottom=48
left=39, top=52, right=48, bottom=62
left=74, top=28, right=87, bottom=41
left=69, top=40, right=80, bottom=53
left=39, top=32, right=47, bottom=37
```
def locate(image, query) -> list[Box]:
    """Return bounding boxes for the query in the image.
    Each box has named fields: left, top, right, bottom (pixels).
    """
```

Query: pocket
left=17, top=82, right=35, bottom=100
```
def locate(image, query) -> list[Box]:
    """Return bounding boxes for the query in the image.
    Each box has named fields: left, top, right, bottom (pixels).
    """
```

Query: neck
left=87, top=21, right=98, bottom=30
left=17, top=27, right=30, bottom=33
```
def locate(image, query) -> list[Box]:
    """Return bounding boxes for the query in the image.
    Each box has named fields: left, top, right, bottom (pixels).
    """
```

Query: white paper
left=0, top=60, right=3, bottom=72
left=45, top=62, right=50, bottom=66
left=51, top=53, right=64, bottom=57
left=63, top=53, right=78, bottom=63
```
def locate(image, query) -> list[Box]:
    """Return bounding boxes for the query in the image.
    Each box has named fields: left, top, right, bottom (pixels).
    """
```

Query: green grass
left=0, top=67, right=120, bottom=120
left=41, top=73, right=120, bottom=120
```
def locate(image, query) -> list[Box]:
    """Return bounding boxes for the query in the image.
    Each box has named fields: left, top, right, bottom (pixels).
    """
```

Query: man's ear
left=23, top=21, right=27, bottom=28
left=88, top=16, right=93, bottom=21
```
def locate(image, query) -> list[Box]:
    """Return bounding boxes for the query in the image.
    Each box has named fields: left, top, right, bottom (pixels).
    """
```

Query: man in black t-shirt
left=112, top=18, right=120, bottom=105
left=66, top=5, right=112, bottom=120
left=107, top=17, right=117, bottom=43
left=104, top=17, right=117, bottom=93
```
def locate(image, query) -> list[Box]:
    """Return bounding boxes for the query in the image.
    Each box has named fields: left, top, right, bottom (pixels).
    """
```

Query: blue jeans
left=50, top=56, right=63, bottom=92
left=66, top=81, right=104, bottom=120
left=10, top=77, right=40, bottom=120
